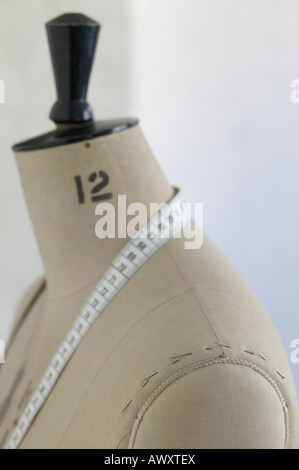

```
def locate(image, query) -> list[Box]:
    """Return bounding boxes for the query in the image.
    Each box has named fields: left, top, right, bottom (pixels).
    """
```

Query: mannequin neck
left=15, top=126, right=174, bottom=299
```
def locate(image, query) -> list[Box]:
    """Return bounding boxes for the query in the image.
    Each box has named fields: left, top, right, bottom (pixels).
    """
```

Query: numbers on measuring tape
left=4, top=193, right=185, bottom=450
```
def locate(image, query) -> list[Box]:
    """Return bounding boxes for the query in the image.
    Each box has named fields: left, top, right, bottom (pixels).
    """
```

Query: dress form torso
left=0, top=12, right=298, bottom=449
left=0, top=125, right=298, bottom=449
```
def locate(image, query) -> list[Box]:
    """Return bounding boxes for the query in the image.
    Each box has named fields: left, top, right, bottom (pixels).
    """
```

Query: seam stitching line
left=164, top=245, right=224, bottom=356
left=55, top=289, right=191, bottom=449
left=6, top=278, right=46, bottom=355
left=128, top=357, right=289, bottom=450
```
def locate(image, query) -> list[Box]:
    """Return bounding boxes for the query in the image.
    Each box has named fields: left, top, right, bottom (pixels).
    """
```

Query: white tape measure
left=5, top=193, right=187, bottom=449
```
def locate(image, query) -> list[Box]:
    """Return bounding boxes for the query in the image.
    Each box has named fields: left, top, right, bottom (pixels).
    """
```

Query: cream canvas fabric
left=0, top=126, right=298, bottom=449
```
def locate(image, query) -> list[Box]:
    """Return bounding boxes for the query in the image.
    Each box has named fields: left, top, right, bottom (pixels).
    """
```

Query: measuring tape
left=5, top=192, right=187, bottom=449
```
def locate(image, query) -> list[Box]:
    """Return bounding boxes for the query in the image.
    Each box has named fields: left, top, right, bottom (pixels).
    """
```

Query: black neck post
left=46, top=13, right=100, bottom=124
left=13, top=12, right=138, bottom=152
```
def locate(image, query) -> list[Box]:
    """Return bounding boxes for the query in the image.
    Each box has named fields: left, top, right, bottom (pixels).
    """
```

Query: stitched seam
left=115, top=431, right=131, bottom=449
left=165, top=246, right=224, bottom=356
left=194, top=286, right=263, bottom=309
left=128, top=357, right=289, bottom=449
left=6, top=278, right=46, bottom=355
left=56, top=289, right=191, bottom=449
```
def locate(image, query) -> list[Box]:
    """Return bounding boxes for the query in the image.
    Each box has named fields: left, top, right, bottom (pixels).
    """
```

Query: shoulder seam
left=128, top=356, right=289, bottom=449
left=6, top=277, right=46, bottom=354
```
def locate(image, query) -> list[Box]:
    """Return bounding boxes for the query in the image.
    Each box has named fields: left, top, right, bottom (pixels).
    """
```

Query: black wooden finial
left=46, top=13, right=100, bottom=124
left=13, top=13, right=138, bottom=152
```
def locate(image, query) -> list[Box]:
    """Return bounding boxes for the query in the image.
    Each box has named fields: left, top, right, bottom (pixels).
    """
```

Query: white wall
left=131, top=0, right=299, bottom=401
left=0, top=0, right=298, bottom=425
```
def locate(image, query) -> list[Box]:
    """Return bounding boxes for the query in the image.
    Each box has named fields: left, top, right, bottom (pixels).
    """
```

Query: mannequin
left=0, top=13, right=298, bottom=449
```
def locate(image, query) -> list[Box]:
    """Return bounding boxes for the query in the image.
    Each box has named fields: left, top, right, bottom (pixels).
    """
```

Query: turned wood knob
left=46, top=13, right=100, bottom=124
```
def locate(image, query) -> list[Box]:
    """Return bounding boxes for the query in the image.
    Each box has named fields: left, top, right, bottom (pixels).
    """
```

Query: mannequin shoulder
left=128, top=353, right=296, bottom=449
left=122, top=233, right=299, bottom=448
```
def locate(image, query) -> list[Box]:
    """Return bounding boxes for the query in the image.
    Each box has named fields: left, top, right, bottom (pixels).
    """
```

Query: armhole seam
left=128, top=356, right=289, bottom=449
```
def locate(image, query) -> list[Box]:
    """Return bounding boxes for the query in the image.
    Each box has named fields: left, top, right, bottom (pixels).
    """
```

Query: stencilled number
left=74, top=171, right=113, bottom=204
